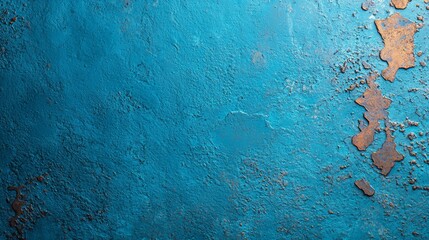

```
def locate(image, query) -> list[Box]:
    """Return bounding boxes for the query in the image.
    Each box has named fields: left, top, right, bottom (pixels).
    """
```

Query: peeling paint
left=371, top=125, right=404, bottom=176
left=390, top=0, right=410, bottom=10
left=375, top=13, right=417, bottom=82
left=354, top=179, right=375, bottom=196
left=352, top=73, right=391, bottom=151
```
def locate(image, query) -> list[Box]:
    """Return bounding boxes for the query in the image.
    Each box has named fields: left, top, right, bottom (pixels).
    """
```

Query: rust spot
left=361, top=0, right=375, bottom=11
left=7, top=186, right=26, bottom=239
left=354, top=179, right=375, bottom=196
left=340, top=61, right=347, bottom=73
left=36, top=176, right=44, bottom=182
left=362, top=61, right=372, bottom=69
left=371, top=125, right=404, bottom=176
left=352, top=73, right=391, bottom=151
left=390, top=0, right=410, bottom=9
left=375, top=13, right=417, bottom=82
left=9, top=16, right=17, bottom=25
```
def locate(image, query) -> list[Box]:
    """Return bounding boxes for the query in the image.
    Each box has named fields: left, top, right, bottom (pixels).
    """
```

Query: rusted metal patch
left=352, top=73, right=404, bottom=176
left=371, top=125, right=404, bottom=176
left=354, top=179, right=375, bottom=196
left=7, top=186, right=26, bottom=240
left=352, top=73, right=391, bottom=151
left=375, top=13, right=417, bottom=82
left=390, top=0, right=410, bottom=9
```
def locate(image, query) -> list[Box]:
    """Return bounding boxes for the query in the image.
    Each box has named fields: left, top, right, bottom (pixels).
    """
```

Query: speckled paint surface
left=1, top=0, right=429, bottom=239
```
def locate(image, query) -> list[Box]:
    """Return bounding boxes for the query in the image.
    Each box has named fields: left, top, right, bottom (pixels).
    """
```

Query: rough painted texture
left=1, top=0, right=429, bottom=239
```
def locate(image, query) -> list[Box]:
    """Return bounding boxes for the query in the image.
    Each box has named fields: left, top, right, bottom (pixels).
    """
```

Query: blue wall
left=1, top=0, right=429, bottom=239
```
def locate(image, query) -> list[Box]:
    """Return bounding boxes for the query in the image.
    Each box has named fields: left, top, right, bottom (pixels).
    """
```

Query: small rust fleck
left=371, top=126, right=404, bottom=176
left=408, top=132, right=416, bottom=140
left=340, top=61, right=347, bottom=73
left=406, top=119, right=419, bottom=126
left=390, top=0, right=410, bottom=9
left=362, top=0, right=375, bottom=11
left=347, top=83, right=358, bottom=92
left=354, top=179, right=375, bottom=196
left=362, top=61, right=372, bottom=69
left=352, top=73, right=391, bottom=151
left=413, top=186, right=429, bottom=191
left=375, top=13, right=417, bottom=82
left=9, top=16, right=17, bottom=25
left=36, top=176, right=44, bottom=182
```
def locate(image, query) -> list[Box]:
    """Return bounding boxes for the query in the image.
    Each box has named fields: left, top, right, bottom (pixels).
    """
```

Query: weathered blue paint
left=1, top=0, right=429, bottom=239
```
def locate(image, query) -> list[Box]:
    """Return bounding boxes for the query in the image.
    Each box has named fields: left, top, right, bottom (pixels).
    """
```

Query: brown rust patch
left=352, top=73, right=403, bottom=176
left=354, top=179, right=375, bottom=196
left=375, top=13, right=417, bottom=82
left=390, top=0, right=410, bottom=9
left=7, top=186, right=26, bottom=239
left=352, top=73, right=391, bottom=151
left=372, top=125, right=404, bottom=176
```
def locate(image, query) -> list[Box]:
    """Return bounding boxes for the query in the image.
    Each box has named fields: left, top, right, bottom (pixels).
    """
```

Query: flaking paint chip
left=390, top=0, right=411, bottom=9
left=355, top=179, right=375, bottom=196
left=352, top=74, right=391, bottom=151
left=371, top=127, right=404, bottom=176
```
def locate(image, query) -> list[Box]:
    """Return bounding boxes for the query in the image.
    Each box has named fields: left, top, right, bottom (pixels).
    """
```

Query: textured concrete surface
left=1, top=0, right=429, bottom=239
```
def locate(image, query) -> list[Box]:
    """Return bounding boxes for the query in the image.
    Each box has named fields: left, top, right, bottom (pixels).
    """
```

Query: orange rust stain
left=352, top=73, right=391, bottom=151
left=390, top=0, right=410, bottom=9
left=354, top=179, right=375, bottom=196
left=375, top=13, right=417, bottom=82
left=372, top=125, right=404, bottom=176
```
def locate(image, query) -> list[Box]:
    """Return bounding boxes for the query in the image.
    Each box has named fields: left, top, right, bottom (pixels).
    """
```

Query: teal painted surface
left=1, top=0, right=429, bottom=239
